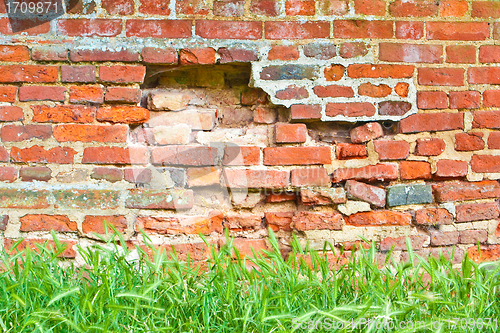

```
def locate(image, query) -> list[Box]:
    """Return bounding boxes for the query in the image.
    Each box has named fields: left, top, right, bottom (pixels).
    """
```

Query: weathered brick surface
left=3, top=0, right=500, bottom=260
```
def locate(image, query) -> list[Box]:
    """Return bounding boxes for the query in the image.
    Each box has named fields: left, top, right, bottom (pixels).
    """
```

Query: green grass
left=0, top=231, right=499, bottom=332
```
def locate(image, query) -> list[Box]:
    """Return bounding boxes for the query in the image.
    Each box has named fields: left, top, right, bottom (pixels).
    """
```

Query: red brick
left=440, top=0, right=468, bottom=16
left=276, top=85, right=309, bottom=100
left=285, top=0, right=315, bottom=15
left=32, top=105, right=95, bottom=123
left=435, top=160, right=468, bottom=179
left=324, top=64, right=345, bottom=81
left=418, top=68, right=464, bottom=86
left=326, top=102, right=376, bottom=117
left=400, top=113, right=464, bottom=133
left=57, top=19, right=121, bottom=37
left=250, top=0, right=278, bottom=15
left=415, top=138, right=445, bottom=156
left=70, top=49, right=139, bottom=62
left=427, top=22, right=489, bottom=40
left=395, top=21, right=423, bottom=40
left=415, top=208, right=453, bottom=225
left=291, top=168, right=330, bottom=187
left=389, top=0, right=438, bottom=17
left=179, top=48, right=216, bottom=65
left=223, top=146, right=260, bottom=166
left=0, top=45, right=29, bottom=62
left=220, top=238, right=268, bottom=258
left=313, top=85, right=353, bottom=98
left=430, top=231, right=459, bottom=246
left=354, top=0, right=385, bottom=15
left=124, top=168, right=152, bottom=184
left=244, top=89, right=269, bottom=107
left=488, top=132, right=500, bottom=149
left=219, top=48, right=258, bottom=63
left=265, top=21, right=330, bottom=39
left=102, top=0, right=134, bottom=14
left=446, top=45, right=476, bottom=64
left=20, top=167, right=51, bottom=182
left=0, top=86, right=16, bottom=102
left=350, top=122, right=383, bottom=143
left=138, top=214, right=221, bottom=234
left=1, top=125, right=51, bottom=142
left=69, top=86, right=104, bottom=104
left=400, top=160, right=431, bottom=180
left=91, top=167, right=123, bottom=183
left=141, top=47, right=178, bottom=64
left=138, top=0, right=170, bottom=14
left=224, top=212, right=262, bottom=230
left=290, top=104, right=321, bottom=120
left=0, top=65, right=57, bottom=83
left=318, top=0, right=348, bottom=15
left=53, top=124, right=128, bottom=143
left=222, top=169, right=289, bottom=188
left=472, top=1, right=500, bottom=17
left=97, top=106, right=149, bottom=124
left=213, top=0, right=245, bottom=16
left=468, top=245, right=500, bottom=263
left=275, top=123, right=307, bottom=143
left=483, top=90, right=500, bottom=107
left=336, top=143, right=367, bottom=160
left=479, top=45, right=500, bottom=64
left=473, top=110, right=500, bottom=129
left=433, top=180, right=500, bottom=202
left=334, top=20, right=393, bottom=39
left=264, top=212, right=293, bottom=231
left=19, top=86, right=66, bottom=102
left=339, top=42, right=368, bottom=58
left=0, top=147, right=8, bottom=162
left=196, top=20, right=262, bottom=40
left=471, top=155, right=500, bottom=173
left=346, top=211, right=411, bottom=227
left=456, top=202, right=500, bottom=223
left=266, top=192, right=296, bottom=202
left=292, top=211, right=343, bottom=231
left=253, top=106, right=277, bottom=123
left=416, top=91, right=447, bottom=109
left=347, top=64, right=414, bottom=78
left=374, top=140, right=409, bottom=160
left=345, top=179, right=386, bottom=207
left=264, top=147, right=331, bottom=165
left=151, top=146, right=219, bottom=166
left=176, top=0, right=209, bottom=14
left=380, top=235, right=427, bottom=251
left=0, top=106, right=24, bottom=121
left=268, top=45, right=299, bottom=61
left=20, top=215, right=77, bottom=232
left=4, top=239, right=76, bottom=258
left=52, top=189, right=118, bottom=210
left=333, top=163, right=398, bottom=182
left=99, top=65, right=145, bottom=83
left=82, top=147, right=149, bottom=165
left=83, top=215, right=127, bottom=234
left=378, top=101, right=412, bottom=116
left=11, top=146, right=76, bottom=164
left=394, top=82, right=410, bottom=97
left=126, top=20, right=192, bottom=38
left=0, top=168, right=17, bottom=182
left=358, top=83, right=391, bottom=98
left=105, top=87, right=140, bottom=104
left=459, top=230, right=487, bottom=244
left=455, top=132, right=484, bottom=151
left=379, top=43, right=442, bottom=63
left=449, top=91, right=480, bottom=109
left=61, top=65, right=96, bottom=83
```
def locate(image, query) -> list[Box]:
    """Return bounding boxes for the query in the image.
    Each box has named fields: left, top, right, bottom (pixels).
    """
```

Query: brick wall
left=1, top=0, right=500, bottom=263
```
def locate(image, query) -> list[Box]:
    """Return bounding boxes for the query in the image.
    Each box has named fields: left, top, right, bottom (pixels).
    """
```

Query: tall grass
left=0, top=230, right=498, bottom=332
